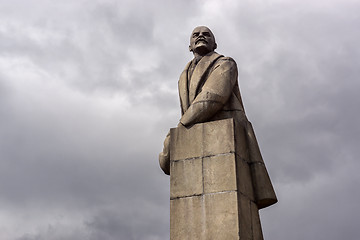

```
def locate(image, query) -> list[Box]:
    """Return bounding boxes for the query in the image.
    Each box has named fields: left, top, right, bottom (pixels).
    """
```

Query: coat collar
left=178, top=51, right=223, bottom=114
left=178, top=61, right=191, bottom=114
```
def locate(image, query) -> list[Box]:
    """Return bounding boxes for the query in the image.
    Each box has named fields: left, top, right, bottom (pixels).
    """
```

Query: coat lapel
left=188, top=52, right=222, bottom=103
left=178, top=61, right=191, bottom=114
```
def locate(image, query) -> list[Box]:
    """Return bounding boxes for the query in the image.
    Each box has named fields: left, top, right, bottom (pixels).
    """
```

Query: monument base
left=170, top=118, right=263, bottom=239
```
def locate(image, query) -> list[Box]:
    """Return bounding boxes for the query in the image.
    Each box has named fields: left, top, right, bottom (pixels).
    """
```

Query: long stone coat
left=161, top=51, right=277, bottom=209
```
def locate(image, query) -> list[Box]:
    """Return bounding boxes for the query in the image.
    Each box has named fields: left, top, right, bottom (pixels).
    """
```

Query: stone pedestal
left=170, top=118, right=263, bottom=240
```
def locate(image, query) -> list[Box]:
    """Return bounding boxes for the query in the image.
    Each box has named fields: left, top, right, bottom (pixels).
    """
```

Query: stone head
left=189, top=26, right=217, bottom=56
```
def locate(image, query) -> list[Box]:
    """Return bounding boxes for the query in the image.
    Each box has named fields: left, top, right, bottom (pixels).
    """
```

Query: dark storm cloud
left=1, top=0, right=360, bottom=239
left=221, top=2, right=360, bottom=239
left=0, top=77, right=170, bottom=239
left=241, top=1, right=360, bottom=184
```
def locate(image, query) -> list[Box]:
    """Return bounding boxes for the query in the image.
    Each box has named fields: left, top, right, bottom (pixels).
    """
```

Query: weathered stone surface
left=203, top=192, right=239, bottom=239
left=170, top=196, right=203, bottom=240
left=234, top=120, right=249, bottom=160
left=203, top=153, right=237, bottom=194
left=250, top=162, right=277, bottom=209
left=170, top=158, right=203, bottom=199
left=251, top=200, right=264, bottom=240
left=170, top=124, right=203, bottom=161
left=160, top=26, right=277, bottom=240
left=170, top=119, right=245, bottom=239
left=203, top=119, right=235, bottom=156
left=169, top=118, right=273, bottom=240
left=238, top=195, right=252, bottom=239
left=170, top=192, right=239, bottom=240
left=237, top=194, right=263, bottom=240
left=236, top=157, right=255, bottom=201
left=170, top=118, right=235, bottom=161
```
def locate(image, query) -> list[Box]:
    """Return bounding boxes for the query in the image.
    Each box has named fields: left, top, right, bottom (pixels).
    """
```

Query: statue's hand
left=159, top=132, right=170, bottom=175
left=177, top=121, right=192, bottom=129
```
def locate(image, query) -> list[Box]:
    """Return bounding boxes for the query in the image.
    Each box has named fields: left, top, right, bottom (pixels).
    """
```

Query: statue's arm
left=180, top=58, right=238, bottom=126
left=159, top=130, right=170, bottom=175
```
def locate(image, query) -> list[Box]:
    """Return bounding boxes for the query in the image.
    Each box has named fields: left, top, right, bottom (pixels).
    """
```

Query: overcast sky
left=1, top=0, right=360, bottom=239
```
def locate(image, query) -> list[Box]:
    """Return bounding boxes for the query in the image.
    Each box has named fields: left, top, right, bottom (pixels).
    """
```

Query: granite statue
left=159, top=26, right=277, bottom=239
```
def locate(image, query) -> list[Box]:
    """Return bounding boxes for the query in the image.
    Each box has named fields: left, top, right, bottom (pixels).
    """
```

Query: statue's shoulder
left=213, top=55, right=238, bottom=71
left=217, top=56, right=237, bottom=65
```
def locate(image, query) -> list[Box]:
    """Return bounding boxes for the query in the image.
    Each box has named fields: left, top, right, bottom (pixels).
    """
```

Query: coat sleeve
left=180, top=57, right=238, bottom=126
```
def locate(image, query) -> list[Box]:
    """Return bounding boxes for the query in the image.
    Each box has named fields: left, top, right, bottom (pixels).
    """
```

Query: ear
left=213, top=42, right=217, bottom=50
left=189, top=45, right=193, bottom=52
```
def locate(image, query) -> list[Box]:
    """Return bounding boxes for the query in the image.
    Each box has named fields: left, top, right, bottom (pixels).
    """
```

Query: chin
left=195, top=46, right=212, bottom=55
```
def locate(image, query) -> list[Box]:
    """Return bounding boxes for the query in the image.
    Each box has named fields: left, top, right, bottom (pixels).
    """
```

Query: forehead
left=191, top=26, right=212, bottom=35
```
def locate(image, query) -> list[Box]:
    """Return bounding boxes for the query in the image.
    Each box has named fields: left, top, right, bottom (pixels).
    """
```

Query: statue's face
left=189, top=26, right=216, bottom=55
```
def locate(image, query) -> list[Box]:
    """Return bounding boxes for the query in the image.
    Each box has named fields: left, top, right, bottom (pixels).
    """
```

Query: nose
left=197, top=32, right=206, bottom=40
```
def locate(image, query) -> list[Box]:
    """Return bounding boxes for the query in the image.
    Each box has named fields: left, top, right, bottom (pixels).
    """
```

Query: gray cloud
left=1, top=0, right=360, bottom=239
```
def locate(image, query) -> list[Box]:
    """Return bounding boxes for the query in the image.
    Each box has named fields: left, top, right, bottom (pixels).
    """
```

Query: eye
left=203, top=32, right=211, bottom=37
left=193, top=33, right=199, bottom=37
